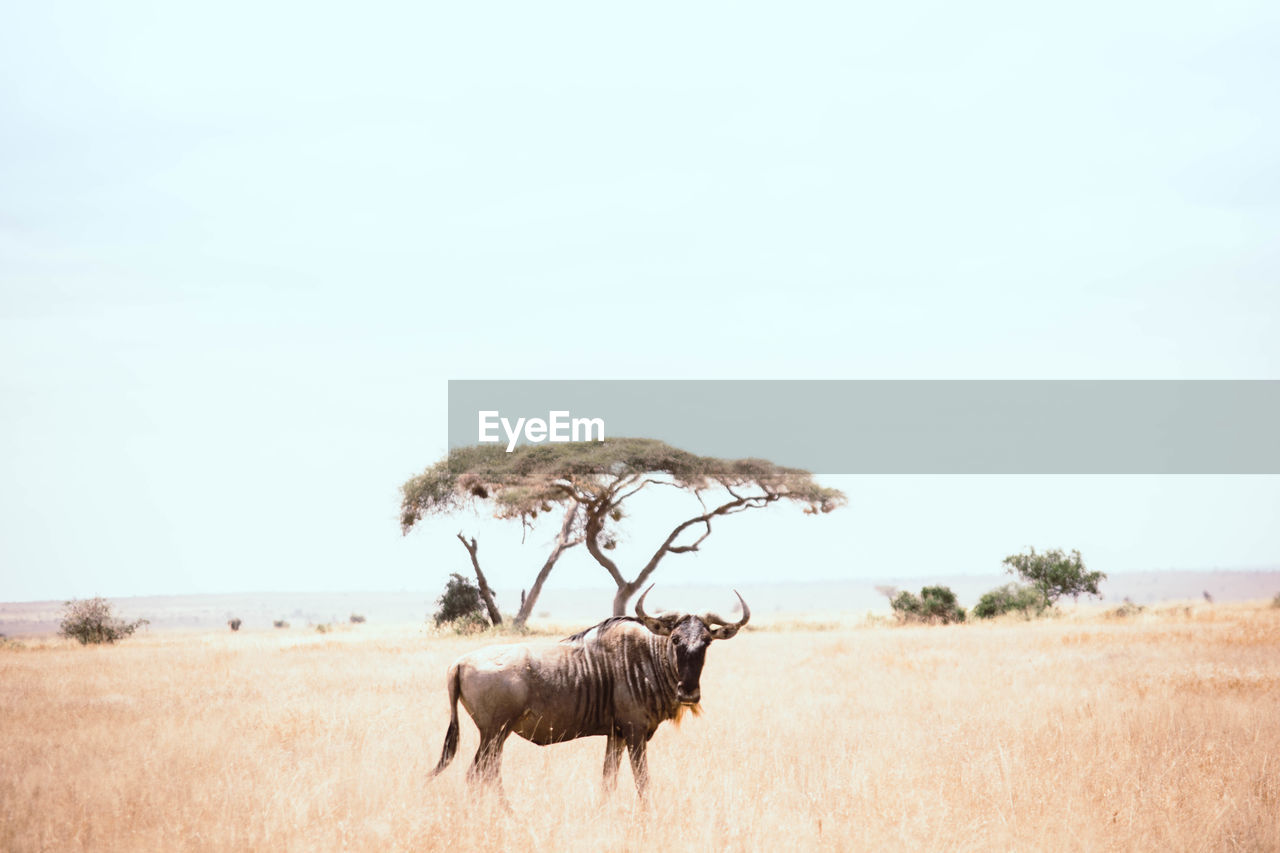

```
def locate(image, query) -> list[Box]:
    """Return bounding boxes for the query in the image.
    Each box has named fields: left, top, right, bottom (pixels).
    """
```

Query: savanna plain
left=2, top=603, right=1279, bottom=852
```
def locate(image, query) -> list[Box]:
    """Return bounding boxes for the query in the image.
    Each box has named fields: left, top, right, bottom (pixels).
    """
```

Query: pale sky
left=2, top=1, right=1278, bottom=603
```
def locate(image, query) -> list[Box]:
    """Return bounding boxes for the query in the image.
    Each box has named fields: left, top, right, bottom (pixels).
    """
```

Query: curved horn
left=706, top=590, right=750, bottom=640
left=635, top=584, right=677, bottom=636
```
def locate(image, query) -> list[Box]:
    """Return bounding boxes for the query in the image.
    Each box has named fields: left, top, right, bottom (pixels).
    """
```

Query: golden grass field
left=3, top=602, right=1279, bottom=852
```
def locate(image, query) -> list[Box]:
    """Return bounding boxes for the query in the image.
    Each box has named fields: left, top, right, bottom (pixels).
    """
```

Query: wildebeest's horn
left=635, top=584, right=676, bottom=636
left=706, top=590, right=750, bottom=640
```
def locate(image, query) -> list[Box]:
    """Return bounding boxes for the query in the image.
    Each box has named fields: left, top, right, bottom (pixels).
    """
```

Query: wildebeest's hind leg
left=602, top=733, right=625, bottom=793
left=467, top=728, right=511, bottom=795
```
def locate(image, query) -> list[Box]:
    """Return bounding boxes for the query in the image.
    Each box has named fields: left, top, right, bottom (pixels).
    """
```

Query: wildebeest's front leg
left=602, top=733, right=625, bottom=793
left=624, top=729, right=650, bottom=798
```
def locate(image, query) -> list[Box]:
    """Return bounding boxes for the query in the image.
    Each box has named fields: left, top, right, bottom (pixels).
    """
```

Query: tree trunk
left=456, top=534, right=502, bottom=626
left=512, top=504, right=583, bottom=628
left=583, top=501, right=631, bottom=616
left=611, top=581, right=640, bottom=617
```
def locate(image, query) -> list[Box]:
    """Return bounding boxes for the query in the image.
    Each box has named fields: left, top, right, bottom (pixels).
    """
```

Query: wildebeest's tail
left=429, top=662, right=462, bottom=778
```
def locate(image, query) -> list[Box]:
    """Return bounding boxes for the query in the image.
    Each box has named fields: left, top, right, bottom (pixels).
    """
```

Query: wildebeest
left=428, top=585, right=750, bottom=798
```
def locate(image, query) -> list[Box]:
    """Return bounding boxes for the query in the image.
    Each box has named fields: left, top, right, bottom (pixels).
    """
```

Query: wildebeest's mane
left=561, top=616, right=643, bottom=643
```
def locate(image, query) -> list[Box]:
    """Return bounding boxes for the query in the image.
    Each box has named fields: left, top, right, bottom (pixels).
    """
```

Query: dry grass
left=2, top=605, right=1279, bottom=852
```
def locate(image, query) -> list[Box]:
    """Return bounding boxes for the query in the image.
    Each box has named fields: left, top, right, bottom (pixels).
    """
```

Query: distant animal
left=427, top=585, right=750, bottom=798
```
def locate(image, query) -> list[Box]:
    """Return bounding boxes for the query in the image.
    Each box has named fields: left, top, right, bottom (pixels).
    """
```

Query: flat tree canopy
left=401, top=437, right=845, bottom=619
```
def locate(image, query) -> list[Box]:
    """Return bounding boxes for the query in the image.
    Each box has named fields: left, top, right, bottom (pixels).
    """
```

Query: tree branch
left=604, top=493, right=760, bottom=615
left=455, top=533, right=502, bottom=626
left=667, top=517, right=712, bottom=554
left=584, top=499, right=626, bottom=588
left=549, top=481, right=590, bottom=503
left=513, top=504, right=583, bottom=628
left=614, top=476, right=683, bottom=506
left=602, top=472, right=642, bottom=504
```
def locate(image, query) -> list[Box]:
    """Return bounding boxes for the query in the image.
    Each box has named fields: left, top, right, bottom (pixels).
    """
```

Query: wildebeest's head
left=634, top=585, right=750, bottom=705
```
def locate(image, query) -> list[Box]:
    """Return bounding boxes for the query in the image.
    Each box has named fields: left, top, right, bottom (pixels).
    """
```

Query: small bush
left=1107, top=600, right=1146, bottom=619
left=973, top=583, right=1047, bottom=619
left=59, top=598, right=149, bottom=645
left=228, top=618, right=242, bottom=632
left=890, top=591, right=922, bottom=618
left=1272, top=592, right=1280, bottom=609
left=445, top=612, right=491, bottom=635
left=433, top=573, right=490, bottom=628
left=891, top=585, right=965, bottom=624
left=273, top=619, right=289, bottom=629
left=349, top=613, right=366, bottom=624
left=315, top=623, right=330, bottom=634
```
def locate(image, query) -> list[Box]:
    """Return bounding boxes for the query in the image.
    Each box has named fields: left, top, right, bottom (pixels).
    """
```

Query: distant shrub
left=446, top=612, right=490, bottom=635
left=891, top=585, right=965, bottom=624
left=1107, top=600, right=1146, bottom=619
left=1271, top=592, right=1280, bottom=609
left=59, top=598, right=149, bottom=645
left=315, top=623, right=330, bottom=634
left=433, top=573, right=490, bottom=628
left=273, top=619, right=289, bottom=629
left=228, top=618, right=242, bottom=632
left=1002, top=547, right=1105, bottom=607
left=349, top=613, right=366, bottom=624
left=890, top=591, right=919, bottom=618
left=973, top=583, right=1047, bottom=619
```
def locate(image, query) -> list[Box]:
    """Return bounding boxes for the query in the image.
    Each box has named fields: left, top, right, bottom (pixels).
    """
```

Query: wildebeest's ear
left=708, top=623, right=742, bottom=640
left=641, top=614, right=681, bottom=636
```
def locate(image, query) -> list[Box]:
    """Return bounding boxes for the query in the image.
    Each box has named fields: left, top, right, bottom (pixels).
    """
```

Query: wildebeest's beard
left=671, top=618, right=710, bottom=704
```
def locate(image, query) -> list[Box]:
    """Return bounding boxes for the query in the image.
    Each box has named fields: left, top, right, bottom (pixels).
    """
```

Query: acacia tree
left=1002, top=547, right=1105, bottom=607
left=400, top=438, right=845, bottom=623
